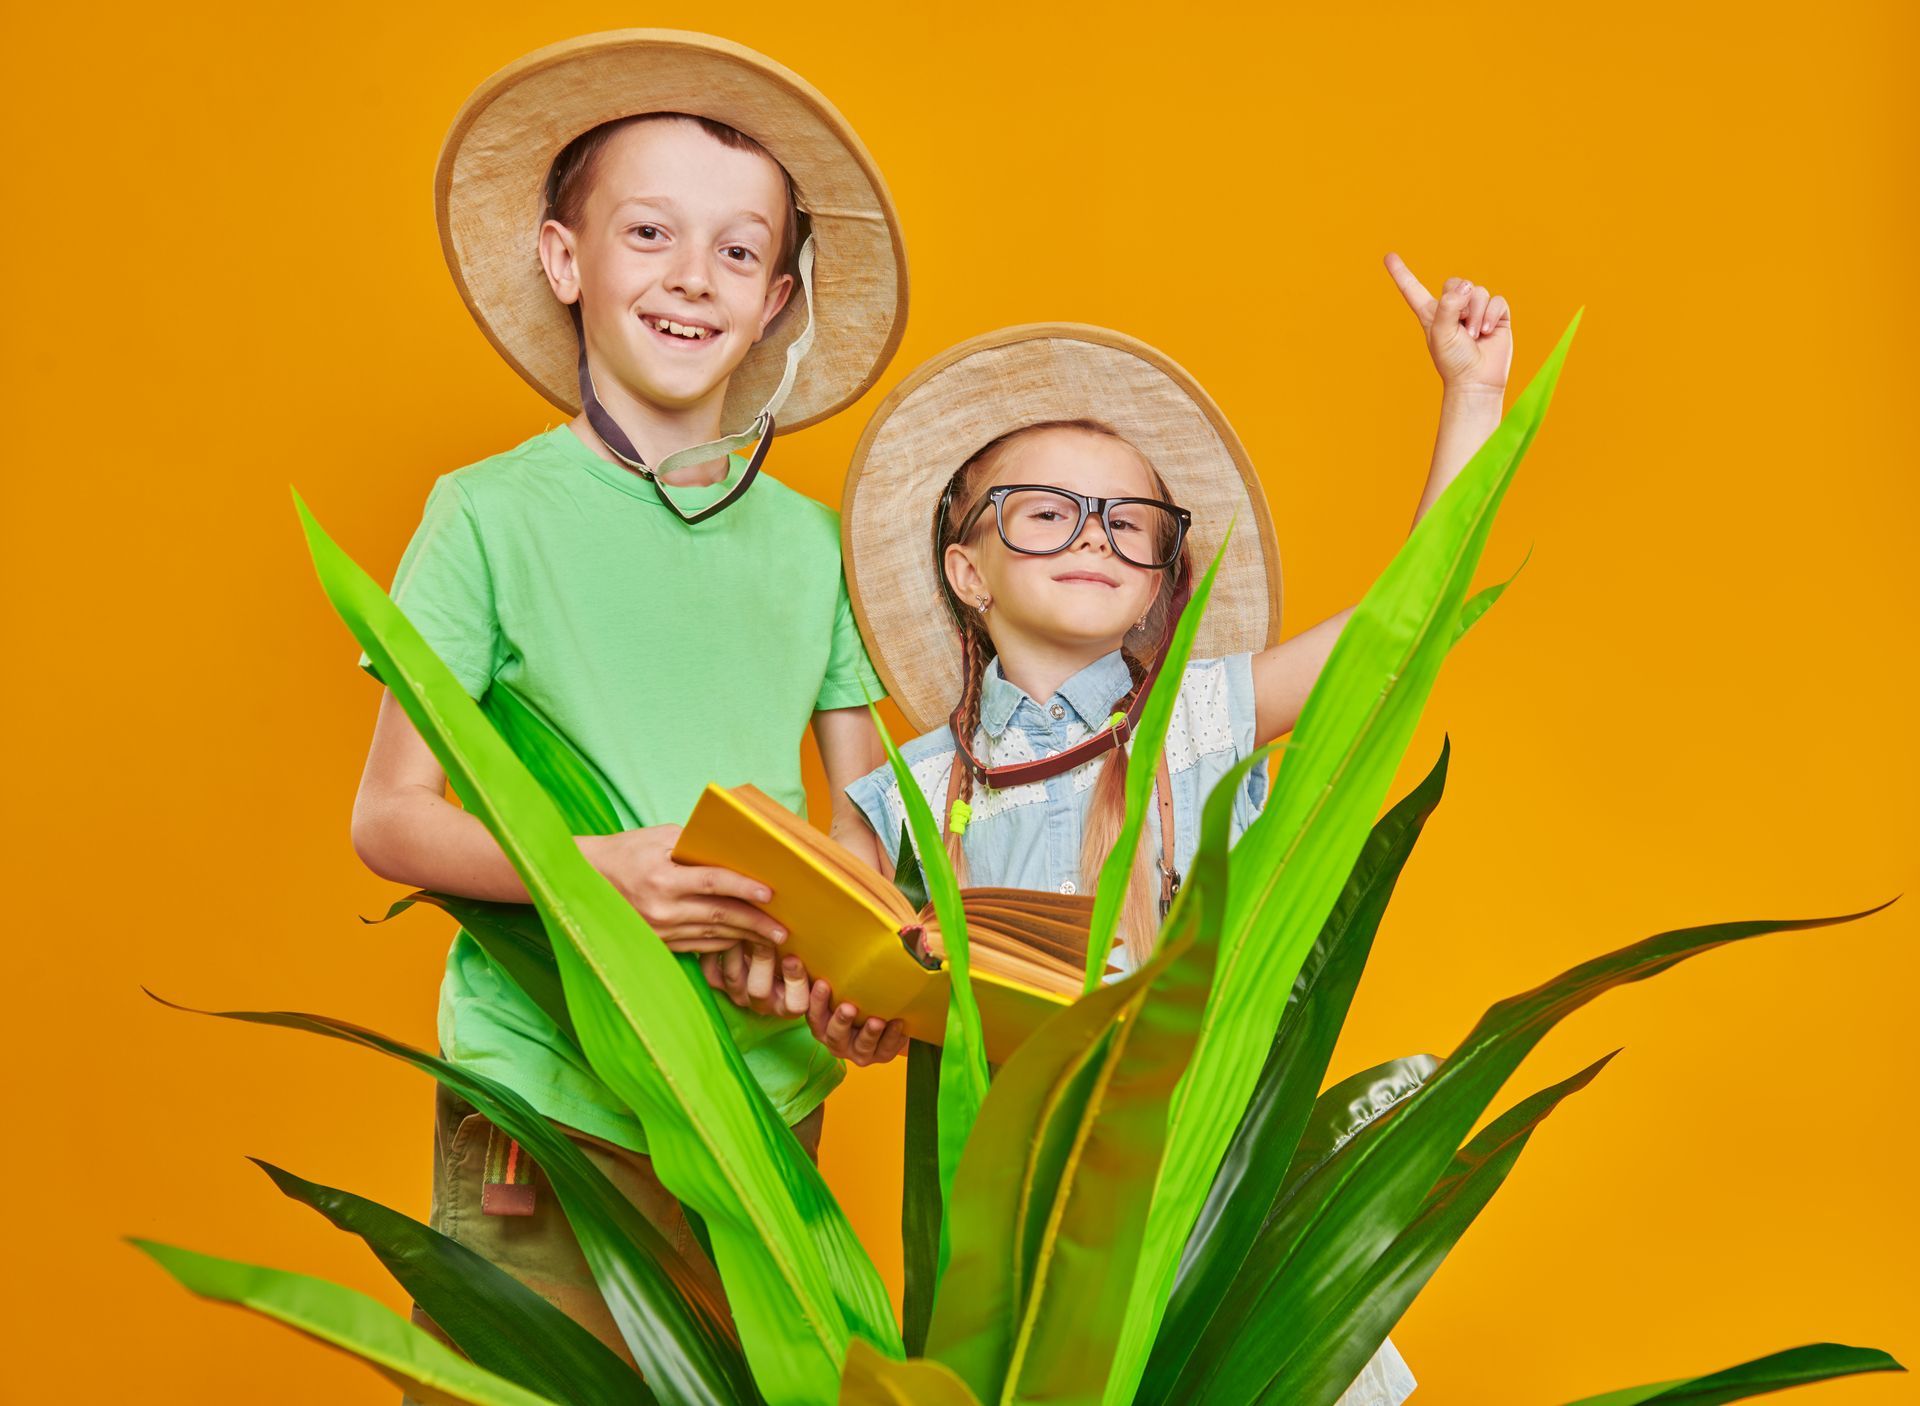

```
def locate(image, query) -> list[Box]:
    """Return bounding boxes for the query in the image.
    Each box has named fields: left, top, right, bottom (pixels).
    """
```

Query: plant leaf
left=1456, top=544, right=1532, bottom=643
left=1143, top=742, right=1449, bottom=1400
left=1270, top=1053, right=1443, bottom=1214
left=379, top=894, right=575, bottom=1046
left=926, top=749, right=1262, bottom=1404
left=902, top=1038, right=943, bottom=1357
left=149, top=993, right=755, bottom=1405
left=1180, top=902, right=1891, bottom=1403
left=130, top=1239, right=561, bottom=1406
left=869, top=698, right=989, bottom=1283
left=296, top=495, right=901, bottom=1398
left=1106, top=313, right=1582, bottom=1403
left=1083, top=531, right=1230, bottom=991
left=1248, top=1053, right=1616, bottom=1404
left=841, top=1337, right=985, bottom=1405
left=252, top=1159, right=646, bottom=1406
left=1557, top=1343, right=1905, bottom=1405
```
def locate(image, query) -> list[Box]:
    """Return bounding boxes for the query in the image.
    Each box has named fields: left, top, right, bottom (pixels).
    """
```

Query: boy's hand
left=807, top=980, right=908, bottom=1066
left=699, top=946, right=815, bottom=1019
left=1385, top=252, right=1513, bottom=394
left=578, top=825, right=787, bottom=953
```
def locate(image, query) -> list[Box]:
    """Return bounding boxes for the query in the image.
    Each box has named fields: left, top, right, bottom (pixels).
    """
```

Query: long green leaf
left=1106, top=314, right=1582, bottom=1402
left=1249, top=1053, right=1616, bottom=1404
left=1083, top=533, right=1230, bottom=992
left=870, top=699, right=989, bottom=1282
left=1144, top=743, right=1449, bottom=1400
left=252, top=1159, right=646, bottom=1406
left=378, top=894, right=575, bottom=1045
left=297, top=495, right=901, bottom=1398
left=1559, top=1344, right=1905, bottom=1405
left=841, top=1338, right=986, bottom=1405
left=925, top=748, right=1259, bottom=1403
left=131, top=1239, right=560, bottom=1406
left=1181, top=904, right=1889, bottom=1402
left=1455, top=544, right=1531, bottom=643
left=1270, top=1053, right=1442, bottom=1215
left=902, top=1038, right=943, bottom=1357
left=149, top=993, right=754, bottom=1405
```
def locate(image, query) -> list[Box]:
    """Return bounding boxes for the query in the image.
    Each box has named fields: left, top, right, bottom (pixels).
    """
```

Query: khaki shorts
left=402, top=1080, right=825, bottom=1398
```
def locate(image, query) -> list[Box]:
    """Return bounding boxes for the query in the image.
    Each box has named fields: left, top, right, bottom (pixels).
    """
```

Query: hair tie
left=948, top=798, right=973, bottom=836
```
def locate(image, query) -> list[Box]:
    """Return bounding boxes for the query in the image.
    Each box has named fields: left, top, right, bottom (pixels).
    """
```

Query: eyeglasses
left=955, top=484, right=1192, bottom=570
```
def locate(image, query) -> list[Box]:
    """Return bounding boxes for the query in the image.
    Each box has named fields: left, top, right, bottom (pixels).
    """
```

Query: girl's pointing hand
left=1384, top=251, right=1513, bottom=394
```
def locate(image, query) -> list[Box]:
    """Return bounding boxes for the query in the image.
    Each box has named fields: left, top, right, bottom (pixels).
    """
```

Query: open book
left=672, top=784, right=1108, bottom=1062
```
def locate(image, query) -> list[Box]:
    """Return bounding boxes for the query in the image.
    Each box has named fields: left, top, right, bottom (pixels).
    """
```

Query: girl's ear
left=537, top=219, right=582, bottom=307
left=944, top=541, right=987, bottom=610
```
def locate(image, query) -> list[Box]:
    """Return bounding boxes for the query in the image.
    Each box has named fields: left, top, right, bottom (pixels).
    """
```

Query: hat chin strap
left=573, top=234, right=819, bottom=524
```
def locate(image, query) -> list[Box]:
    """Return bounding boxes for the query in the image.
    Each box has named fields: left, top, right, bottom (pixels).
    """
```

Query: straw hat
left=844, top=325, right=1284, bottom=735
left=436, top=30, right=908, bottom=431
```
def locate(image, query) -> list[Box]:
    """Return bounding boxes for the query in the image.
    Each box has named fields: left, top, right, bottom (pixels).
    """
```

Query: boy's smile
left=539, top=118, right=795, bottom=463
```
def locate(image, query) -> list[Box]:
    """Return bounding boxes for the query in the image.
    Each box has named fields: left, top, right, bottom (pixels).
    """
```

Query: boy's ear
left=537, top=219, right=583, bottom=307
left=756, top=270, right=795, bottom=339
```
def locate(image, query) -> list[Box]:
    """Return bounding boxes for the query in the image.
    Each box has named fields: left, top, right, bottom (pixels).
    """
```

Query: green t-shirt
left=373, top=425, right=882, bottom=1151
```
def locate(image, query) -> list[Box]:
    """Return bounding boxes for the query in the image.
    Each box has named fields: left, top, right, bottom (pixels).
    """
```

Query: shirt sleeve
left=358, top=476, right=504, bottom=699
left=843, top=761, right=903, bottom=870
left=813, top=570, right=886, bottom=712
left=1222, top=651, right=1270, bottom=814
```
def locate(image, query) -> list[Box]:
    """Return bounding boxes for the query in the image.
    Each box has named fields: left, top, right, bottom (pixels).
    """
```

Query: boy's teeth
left=650, top=316, right=708, bottom=339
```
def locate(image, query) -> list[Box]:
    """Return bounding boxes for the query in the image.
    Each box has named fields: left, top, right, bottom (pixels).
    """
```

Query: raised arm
left=1250, top=255, right=1512, bottom=743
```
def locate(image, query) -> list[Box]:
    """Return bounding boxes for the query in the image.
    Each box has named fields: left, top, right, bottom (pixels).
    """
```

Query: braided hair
left=934, top=420, right=1191, bottom=965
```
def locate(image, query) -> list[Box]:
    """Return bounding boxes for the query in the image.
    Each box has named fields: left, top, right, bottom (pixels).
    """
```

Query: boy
left=351, top=30, right=908, bottom=1361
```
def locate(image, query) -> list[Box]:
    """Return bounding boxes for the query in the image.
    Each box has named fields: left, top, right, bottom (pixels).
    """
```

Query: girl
left=826, top=259, right=1513, bottom=1406
left=838, top=257, right=1512, bottom=972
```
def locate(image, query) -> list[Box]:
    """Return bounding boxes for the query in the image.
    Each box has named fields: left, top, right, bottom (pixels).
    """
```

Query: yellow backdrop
left=4, top=2, right=1914, bottom=1401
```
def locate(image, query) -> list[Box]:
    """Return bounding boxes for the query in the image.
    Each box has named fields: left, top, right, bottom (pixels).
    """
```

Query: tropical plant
left=136, top=313, right=1904, bottom=1405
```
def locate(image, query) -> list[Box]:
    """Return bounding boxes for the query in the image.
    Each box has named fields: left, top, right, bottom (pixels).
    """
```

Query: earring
left=1131, top=614, right=1150, bottom=633
left=975, top=596, right=991, bottom=614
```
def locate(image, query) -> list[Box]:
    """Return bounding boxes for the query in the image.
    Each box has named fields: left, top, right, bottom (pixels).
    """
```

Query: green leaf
left=869, top=699, right=989, bottom=1282
left=1143, top=743, right=1449, bottom=1400
left=130, top=1238, right=561, bottom=1406
left=1271, top=1053, right=1443, bottom=1211
left=925, top=749, right=1262, bottom=1404
left=1106, top=314, right=1582, bottom=1403
left=251, top=1159, right=646, bottom=1406
left=841, top=1337, right=985, bottom=1405
left=902, top=1039, right=943, bottom=1357
left=379, top=894, right=575, bottom=1046
left=894, top=821, right=930, bottom=912
left=1455, top=544, right=1531, bottom=643
left=1083, top=531, right=1230, bottom=991
left=1558, top=1343, right=1905, bottom=1405
left=1180, top=902, right=1890, bottom=1403
left=149, top=993, right=755, bottom=1406
left=1247, top=1053, right=1615, bottom=1404
left=296, top=494, right=901, bottom=1398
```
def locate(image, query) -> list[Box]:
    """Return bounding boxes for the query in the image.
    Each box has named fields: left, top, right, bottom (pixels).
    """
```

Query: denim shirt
left=846, top=648, right=1268, bottom=977
left=845, top=648, right=1420, bottom=1406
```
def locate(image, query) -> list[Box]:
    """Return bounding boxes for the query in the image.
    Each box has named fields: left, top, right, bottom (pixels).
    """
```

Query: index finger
left=1383, top=251, right=1436, bottom=324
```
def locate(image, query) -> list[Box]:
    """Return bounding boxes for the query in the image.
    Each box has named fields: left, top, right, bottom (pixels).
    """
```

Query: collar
left=558, top=426, right=755, bottom=513
left=979, top=649, right=1135, bottom=740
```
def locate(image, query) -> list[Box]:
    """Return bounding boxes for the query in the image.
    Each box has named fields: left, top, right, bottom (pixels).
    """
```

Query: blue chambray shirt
left=845, top=648, right=1268, bottom=978
left=844, top=646, right=1422, bottom=1406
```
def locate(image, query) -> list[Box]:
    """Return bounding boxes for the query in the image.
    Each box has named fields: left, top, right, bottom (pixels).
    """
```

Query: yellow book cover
left=672, top=784, right=1102, bottom=1062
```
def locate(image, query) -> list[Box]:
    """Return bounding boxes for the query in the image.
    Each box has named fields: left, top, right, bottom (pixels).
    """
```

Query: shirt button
left=1050, top=703, right=1065, bottom=719
left=1059, top=880, right=1077, bottom=894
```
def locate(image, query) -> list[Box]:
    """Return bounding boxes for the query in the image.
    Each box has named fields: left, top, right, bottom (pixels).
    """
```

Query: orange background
left=3, top=2, right=1915, bottom=1401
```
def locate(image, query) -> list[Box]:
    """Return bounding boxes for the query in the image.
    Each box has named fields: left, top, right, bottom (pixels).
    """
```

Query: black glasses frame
left=957, top=483, right=1193, bottom=570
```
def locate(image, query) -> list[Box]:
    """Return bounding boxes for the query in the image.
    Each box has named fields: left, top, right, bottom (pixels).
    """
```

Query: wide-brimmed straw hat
left=843, top=324, right=1284, bottom=735
left=436, top=30, right=908, bottom=431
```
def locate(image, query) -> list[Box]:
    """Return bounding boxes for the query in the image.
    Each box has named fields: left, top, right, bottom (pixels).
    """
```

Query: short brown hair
left=542, top=113, right=806, bottom=280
